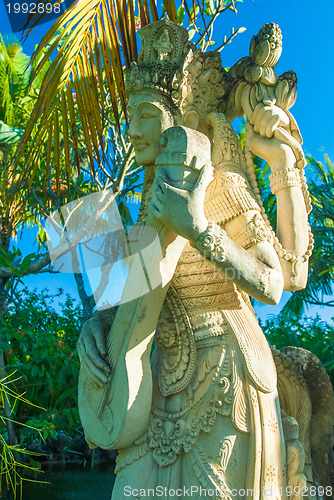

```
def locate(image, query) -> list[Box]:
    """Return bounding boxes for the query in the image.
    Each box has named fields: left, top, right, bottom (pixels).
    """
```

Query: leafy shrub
left=0, top=287, right=82, bottom=442
left=262, top=314, right=334, bottom=385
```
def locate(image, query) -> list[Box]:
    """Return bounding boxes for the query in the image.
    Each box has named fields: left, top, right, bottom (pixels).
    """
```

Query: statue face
left=127, top=91, right=174, bottom=166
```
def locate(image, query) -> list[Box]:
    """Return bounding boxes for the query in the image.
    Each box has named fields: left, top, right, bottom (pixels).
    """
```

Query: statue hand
left=250, top=103, right=289, bottom=138
left=246, top=121, right=295, bottom=170
left=77, top=316, right=111, bottom=387
left=150, top=163, right=213, bottom=242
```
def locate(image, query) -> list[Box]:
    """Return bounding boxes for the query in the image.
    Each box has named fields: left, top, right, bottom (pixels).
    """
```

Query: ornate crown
left=125, top=20, right=231, bottom=115
left=125, top=20, right=191, bottom=102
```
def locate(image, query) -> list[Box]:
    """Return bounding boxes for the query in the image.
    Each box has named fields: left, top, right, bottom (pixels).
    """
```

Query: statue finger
left=193, top=163, right=214, bottom=191
left=259, top=113, right=278, bottom=137
left=77, top=335, right=90, bottom=361
left=77, top=338, right=84, bottom=362
left=265, top=115, right=280, bottom=138
left=155, top=174, right=168, bottom=194
left=93, top=330, right=107, bottom=359
left=83, top=336, right=111, bottom=374
left=253, top=106, right=267, bottom=134
left=81, top=357, right=109, bottom=387
left=154, top=167, right=169, bottom=186
left=151, top=190, right=163, bottom=207
left=77, top=343, right=106, bottom=386
left=250, top=103, right=264, bottom=125
left=152, top=185, right=164, bottom=203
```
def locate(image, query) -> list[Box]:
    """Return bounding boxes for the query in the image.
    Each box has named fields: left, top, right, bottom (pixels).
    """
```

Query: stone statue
left=77, top=20, right=320, bottom=499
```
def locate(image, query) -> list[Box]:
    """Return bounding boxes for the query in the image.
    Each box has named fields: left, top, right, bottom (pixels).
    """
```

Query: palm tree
left=0, top=36, right=40, bottom=315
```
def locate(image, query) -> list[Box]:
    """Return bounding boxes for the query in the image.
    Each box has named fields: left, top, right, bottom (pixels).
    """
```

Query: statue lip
left=133, top=142, right=149, bottom=151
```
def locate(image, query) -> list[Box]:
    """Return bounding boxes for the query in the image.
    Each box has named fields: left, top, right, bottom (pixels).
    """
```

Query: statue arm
left=194, top=211, right=283, bottom=305
left=226, top=23, right=312, bottom=290
left=246, top=122, right=311, bottom=290
left=151, top=166, right=283, bottom=304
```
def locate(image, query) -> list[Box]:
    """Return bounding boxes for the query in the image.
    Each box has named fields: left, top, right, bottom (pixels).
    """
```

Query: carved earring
left=183, top=109, right=200, bottom=131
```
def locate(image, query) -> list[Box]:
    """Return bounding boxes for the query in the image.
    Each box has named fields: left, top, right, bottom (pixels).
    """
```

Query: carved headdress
left=125, top=20, right=231, bottom=116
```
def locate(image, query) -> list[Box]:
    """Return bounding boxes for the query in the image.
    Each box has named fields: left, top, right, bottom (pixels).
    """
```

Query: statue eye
left=141, top=112, right=155, bottom=119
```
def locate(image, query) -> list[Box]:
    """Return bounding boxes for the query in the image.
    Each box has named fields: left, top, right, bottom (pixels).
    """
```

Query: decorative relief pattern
left=100, top=405, right=114, bottom=432
left=205, top=176, right=261, bottom=226
left=156, top=286, right=196, bottom=397
left=177, top=282, right=237, bottom=299
left=147, top=343, right=235, bottom=467
left=189, top=446, right=233, bottom=500
left=189, top=310, right=224, bottom=331
left=172, top=271, right=228, bottom=288
left=232, top=212, right=274, bottom=249
left=267, top=418, right=279, bottom=433
left=115, top=442, right=150, bottom=474
left=266, top=465, right=277, bottom=482
left=181, top=293, right=243, bottom=312
left=82, top=380, right=96, bottom=399
left=208, top=113, right=247, bottom=172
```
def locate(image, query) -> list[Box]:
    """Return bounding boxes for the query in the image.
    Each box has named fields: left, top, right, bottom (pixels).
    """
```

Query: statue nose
left=128, top=119, right=142, bottom=139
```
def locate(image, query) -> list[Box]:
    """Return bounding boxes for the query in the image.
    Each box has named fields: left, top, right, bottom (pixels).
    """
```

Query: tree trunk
left=71, top=248, right=95, bottom=325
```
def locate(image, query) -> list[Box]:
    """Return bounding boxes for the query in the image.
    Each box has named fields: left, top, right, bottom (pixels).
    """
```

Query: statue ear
left=183, top=109, right=200, bottom=130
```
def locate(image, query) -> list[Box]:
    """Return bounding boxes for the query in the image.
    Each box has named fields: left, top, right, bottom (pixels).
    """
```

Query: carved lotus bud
left=198, top=69, right=212, bottom=87
left=244, top=64, right=263, bottom=84
left=253, top=40, right=271, bottom=66
left=260, top=67, right=278, bottom=86
left=250, top=23, right=282, bottom=69
left=256, top=22, right=282, bottom=49
left=265, top=46, right=282, bottom=68
left=249, top=35, right=256, bottom=59
left=275, top=70, right=297, bottom=109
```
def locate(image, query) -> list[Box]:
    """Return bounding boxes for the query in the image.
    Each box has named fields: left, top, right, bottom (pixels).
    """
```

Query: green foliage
left=0, top=288, right=82, bottom=441
left=262, top=314, right=334, bottom=385
left=176, top=0, right=244, bottom=51
left=0, top=248, right=36, bottom=278
left=0, top=36, right=57, bottom=250
left=0, top=373, right=45, bottom=499
left=0, top=35, right=30, bottom=129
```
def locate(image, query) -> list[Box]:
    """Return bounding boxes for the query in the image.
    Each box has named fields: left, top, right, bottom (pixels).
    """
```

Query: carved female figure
left=77, top=20, right=312, bottom=500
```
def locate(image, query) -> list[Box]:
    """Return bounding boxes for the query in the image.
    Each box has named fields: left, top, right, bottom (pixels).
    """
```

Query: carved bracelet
left=269, top=166, right=301, bottom=194
left=194, top=220, right=227, bottom=262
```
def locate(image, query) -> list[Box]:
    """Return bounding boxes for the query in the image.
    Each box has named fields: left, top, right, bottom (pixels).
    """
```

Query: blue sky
left=1, top=0, right=333, bottom=321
